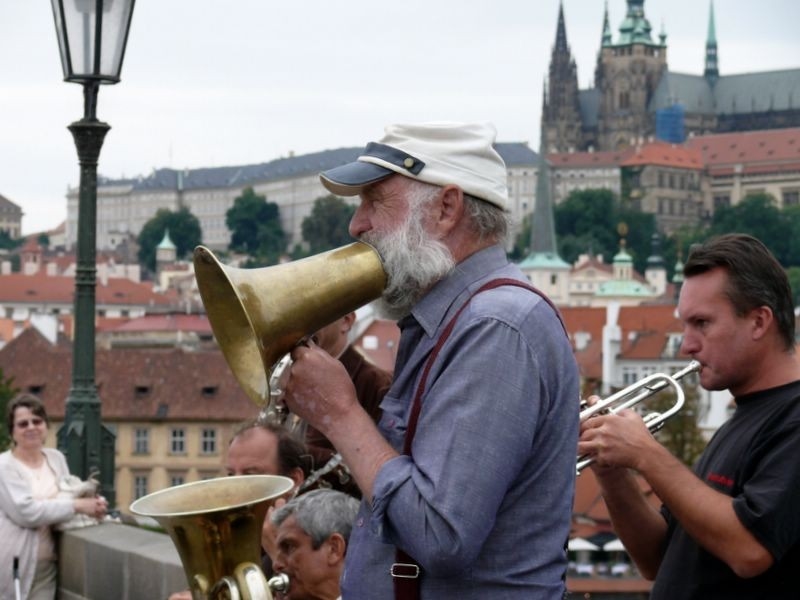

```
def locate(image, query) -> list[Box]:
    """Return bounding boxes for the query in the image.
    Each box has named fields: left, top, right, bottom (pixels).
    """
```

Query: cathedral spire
left=704, top=0, right=719, bottom=85
left=530, top=141, right=558, bottom=255
left=601, top=1, right=613, bottom=46
left=554, top=0, right=569, bottom=54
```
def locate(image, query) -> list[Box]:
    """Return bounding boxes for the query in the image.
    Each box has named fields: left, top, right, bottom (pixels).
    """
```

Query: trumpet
left=576, top=360, right=701, bottom=473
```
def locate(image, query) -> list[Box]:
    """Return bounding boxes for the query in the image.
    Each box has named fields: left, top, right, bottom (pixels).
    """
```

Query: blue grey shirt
left=340, top=245, right=579, bottom=599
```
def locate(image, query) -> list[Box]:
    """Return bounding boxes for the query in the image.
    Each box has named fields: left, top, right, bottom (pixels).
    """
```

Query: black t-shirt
left=651, top=380, right=800, bottom=599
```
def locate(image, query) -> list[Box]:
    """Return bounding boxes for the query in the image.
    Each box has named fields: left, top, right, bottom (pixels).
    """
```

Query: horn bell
left=130, top=475, right=295, bottom=600
left=193, top=242, right=386, bottom=407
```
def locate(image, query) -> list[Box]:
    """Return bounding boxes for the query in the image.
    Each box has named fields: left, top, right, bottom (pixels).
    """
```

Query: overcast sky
left=1, top=0, right=798, bottom=235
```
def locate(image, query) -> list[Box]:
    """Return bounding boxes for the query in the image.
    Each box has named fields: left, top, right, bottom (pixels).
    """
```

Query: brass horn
left=129, top=475, right=295, bottom=600
left=576, top=360, right=701, bottom=473
left=193, top=242, right=386, bottom=413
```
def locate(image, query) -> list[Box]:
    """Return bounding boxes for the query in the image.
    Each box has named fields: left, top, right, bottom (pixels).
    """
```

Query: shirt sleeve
left=0, top=455, right=75, bottom=528
left=367, top=313, right=554, bottom=575
left=732, top=413, right=800, bottom=560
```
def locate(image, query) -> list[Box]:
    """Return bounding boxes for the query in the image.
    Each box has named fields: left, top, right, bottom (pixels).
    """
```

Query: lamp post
left=51, top=0, right=135, bottom=508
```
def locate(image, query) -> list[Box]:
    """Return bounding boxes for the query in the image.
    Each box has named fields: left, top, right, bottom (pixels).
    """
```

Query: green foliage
left=301, top=195, right=356, bottom=255
left=650, top=383, right=708, bottom=468
left=545, top=188, right=658, bottom=273
left=0, top=231, right=23, bottom=251
left=37, top=233, right=50, bottom=248
left=786, top=267, right=800, bottom=307
left=226, top=187, right=287, bottom=265
left=137, top=207, right=203, bottom=272
left=0, top=368, right=18, bottom=451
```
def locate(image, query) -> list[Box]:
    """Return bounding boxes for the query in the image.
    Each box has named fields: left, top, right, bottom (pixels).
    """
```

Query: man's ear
left=325, top=532, right=347, bottom=565
left=434, top=185, right=464, bottom=236
left=750, top=305, right=774, bottom=341
left=288, top=466, right=306, bottom=490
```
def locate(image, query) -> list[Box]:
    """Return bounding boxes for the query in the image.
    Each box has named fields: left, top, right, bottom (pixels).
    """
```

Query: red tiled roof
left=108, top=314, right=212, bottom=334
left=0, top=328, right=257, bottom=422
left=548, top=149, right=633, bottom=168
left=0, top=273, right=174, bottom=307
left=687, top=127, right=800, bottom=173
left=561, top=304, right=684, bottom=382
left=620, top=141, right=704, bottom=169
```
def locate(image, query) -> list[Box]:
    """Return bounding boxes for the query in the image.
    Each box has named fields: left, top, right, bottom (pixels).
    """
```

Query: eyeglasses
left=15, top=418, right=44, bottom=429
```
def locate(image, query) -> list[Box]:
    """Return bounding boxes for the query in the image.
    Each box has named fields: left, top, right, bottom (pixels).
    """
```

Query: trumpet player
left=578, top=234, right=800, bottom=599
left=284, top=122, right=579, bottom=599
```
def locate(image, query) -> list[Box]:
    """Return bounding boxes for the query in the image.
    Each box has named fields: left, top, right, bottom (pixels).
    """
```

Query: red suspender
left=392, top=278, right=567, bottom=599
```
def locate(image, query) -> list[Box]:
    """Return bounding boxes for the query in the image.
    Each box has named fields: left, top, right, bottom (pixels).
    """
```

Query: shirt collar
left=409, top=244, right=509, bottom=338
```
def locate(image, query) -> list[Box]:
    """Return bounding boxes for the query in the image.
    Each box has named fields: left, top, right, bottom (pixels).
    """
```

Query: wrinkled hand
left=578, top=407, right=655, bottom=472
left=284, top=340, right=359, bottom=435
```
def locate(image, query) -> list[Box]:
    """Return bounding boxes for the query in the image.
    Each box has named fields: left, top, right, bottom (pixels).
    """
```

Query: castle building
left=542, top=0, right=800, bottom=153
left=70, top=144, right=539, bottom=254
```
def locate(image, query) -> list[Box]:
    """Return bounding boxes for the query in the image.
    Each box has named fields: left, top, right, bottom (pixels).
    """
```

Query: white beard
left=362, top=207, right=455, bottom=321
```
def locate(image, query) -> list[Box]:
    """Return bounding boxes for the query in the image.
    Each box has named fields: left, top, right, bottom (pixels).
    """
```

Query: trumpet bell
left=194, top=242, right=386, bottom=408
left=130, top=475, right=294, bottom=600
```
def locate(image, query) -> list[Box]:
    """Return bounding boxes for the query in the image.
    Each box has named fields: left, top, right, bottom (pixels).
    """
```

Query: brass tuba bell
left=129, top=475, right=295, bottom=600
left=193, top=242, right=386, bottom=411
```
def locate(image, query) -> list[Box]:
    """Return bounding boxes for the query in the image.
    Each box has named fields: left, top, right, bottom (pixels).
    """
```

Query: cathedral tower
left=594, top=0, right=667, bottom=150
left=541, top=1, right=584, bottom=153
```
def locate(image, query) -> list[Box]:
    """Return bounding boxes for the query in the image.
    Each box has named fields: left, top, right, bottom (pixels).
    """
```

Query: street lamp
left=52, top=0, right=135, bottom=508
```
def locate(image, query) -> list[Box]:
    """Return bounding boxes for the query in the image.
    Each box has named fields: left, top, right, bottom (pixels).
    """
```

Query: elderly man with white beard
left=283, top=122, right=579, bottom=600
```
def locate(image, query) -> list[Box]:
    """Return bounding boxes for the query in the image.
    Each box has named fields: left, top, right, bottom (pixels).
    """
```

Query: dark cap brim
left=319, top=161, right=395, bottom=196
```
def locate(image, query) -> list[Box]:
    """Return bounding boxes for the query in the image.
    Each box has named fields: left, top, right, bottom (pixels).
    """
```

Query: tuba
left=130, top=475, right=294, bottom=600
left=193, top=242, right=386, bottom=424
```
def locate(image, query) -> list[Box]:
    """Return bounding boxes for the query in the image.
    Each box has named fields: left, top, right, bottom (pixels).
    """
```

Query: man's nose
left=679, top=334, right=697, bottom=356
left=349, top=204, right=369, bottom=238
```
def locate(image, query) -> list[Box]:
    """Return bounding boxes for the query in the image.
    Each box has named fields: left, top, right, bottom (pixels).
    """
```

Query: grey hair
left=404, top=179, right=509, bottom=244
left=271, top=489, right=360, bottom=549
left=463, top=193, right=510, bottom=245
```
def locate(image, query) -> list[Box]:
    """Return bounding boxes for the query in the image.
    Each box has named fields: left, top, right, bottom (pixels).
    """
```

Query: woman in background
left=0, top=394, right=107, bottom=600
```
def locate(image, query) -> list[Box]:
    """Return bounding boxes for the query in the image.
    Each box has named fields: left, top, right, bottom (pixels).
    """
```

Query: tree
left=226, top=187, right=286, bottom=265
left=0, top=231, right=22, bottom=252
left=552, top=188, right=658, bottom=271
left=650, top=382, right=708, bottom=468
left=787, top=267, right=800, bottom=307
left=301, top=195, right=356, bottom=255
left=0, top=367, right=18, bottom=451
left=707, top=194, right=790, bottom=263
left=137, top=207, right=203, bottom=272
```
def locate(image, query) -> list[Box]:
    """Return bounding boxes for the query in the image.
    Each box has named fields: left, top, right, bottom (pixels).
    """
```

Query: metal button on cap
left=403, top=157, right=415, bottom=169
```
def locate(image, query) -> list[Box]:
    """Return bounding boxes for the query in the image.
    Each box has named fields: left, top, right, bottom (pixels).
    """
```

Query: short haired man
left=271, top=489, right=359, bottom=600
left=579, top=233, right=800, bottom=598
left=284, top=122, right=579, bottom=599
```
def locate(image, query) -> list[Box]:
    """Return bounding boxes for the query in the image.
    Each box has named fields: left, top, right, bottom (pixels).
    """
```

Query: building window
left=550, top=274, right=558, bottom=286
left=201, top=428, right=217, bottom=455
left=170, top=428, right=186, bottom=455
left=133, top=475, right=148, bottom=500
left=622, top=368, right=638, bottom=385
left=170, top=474, right=185, bottom=487
left=133, top=428, right=149, bottom=454
left=713, top=195, right=730, bottom=209
left=783, top=190, right=800, bottom=207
